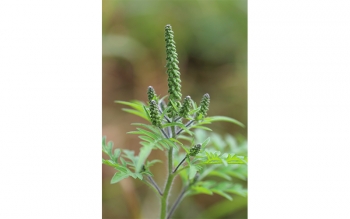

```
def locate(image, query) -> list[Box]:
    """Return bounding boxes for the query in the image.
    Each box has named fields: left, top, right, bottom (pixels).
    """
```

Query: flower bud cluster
left=179, top=96, right=192, bottom=118
left=147, top=86, right=157, bottom=103
left=197, top=93, right=210, bottom=119
left=189, top=144, right=201, bottom=157
left=165, top=24, right=182, bottom=103
left=149, top=100, right=162, bottom=128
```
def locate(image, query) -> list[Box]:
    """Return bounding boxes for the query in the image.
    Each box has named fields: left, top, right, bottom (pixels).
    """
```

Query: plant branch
left=167, top=173, right=200, bottom=219
left=174, top=116, right=182, bottom=122
left=142, top=179, right=162, bottom=198
left=166, top=185, right=188, bottom=219
left=176, top=120, right=194, bottom=135
left=147, top=175, right=163, bottom=196
left=172, top=156, right=188, bottom=173
left=160, top=128, right=170, bottom=139
left=173, top=166, right=190, bottom=175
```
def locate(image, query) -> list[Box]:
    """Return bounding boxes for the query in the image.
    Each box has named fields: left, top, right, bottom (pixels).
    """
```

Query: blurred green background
left=102, top=0, right=247, bottom=218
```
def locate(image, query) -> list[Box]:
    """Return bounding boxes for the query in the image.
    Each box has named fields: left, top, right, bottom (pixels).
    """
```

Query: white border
left=0, top=1, right=101, bottom=218
left=249, top=0, right=350, bottom=218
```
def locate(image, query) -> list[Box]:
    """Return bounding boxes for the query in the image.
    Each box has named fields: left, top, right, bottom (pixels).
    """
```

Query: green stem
left=160, top=147, right=174, bottom=219
left=160, top=122, right=176, bottom=219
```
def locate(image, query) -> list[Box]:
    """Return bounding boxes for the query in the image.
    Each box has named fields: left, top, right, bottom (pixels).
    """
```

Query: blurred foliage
left=102, top=0, right=247, bottom=218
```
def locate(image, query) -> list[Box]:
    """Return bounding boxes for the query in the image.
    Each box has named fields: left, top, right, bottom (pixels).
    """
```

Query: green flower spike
left=165, top=24, right=182, bottom=103
left=197, top=93, right=210, bottom=119
left=179, top=96, right=192, bottom=118
left=150, top=100, right=162, bottom=128
left=189, top=144, right=202, bottom=157
left=147, top=86, right=157, bottom=103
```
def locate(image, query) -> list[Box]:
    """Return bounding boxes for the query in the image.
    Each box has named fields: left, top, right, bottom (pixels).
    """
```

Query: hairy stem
left=160, top=123, right=176, bottom=219
left=160, top=147, right=174, bottom=219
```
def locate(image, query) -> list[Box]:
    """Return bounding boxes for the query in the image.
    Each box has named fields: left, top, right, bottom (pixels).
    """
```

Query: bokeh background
left=102, top=0, right=247, bottom=218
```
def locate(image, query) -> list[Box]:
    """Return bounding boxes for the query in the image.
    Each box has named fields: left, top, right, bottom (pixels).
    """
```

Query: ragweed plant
left=102, top=24, right=247, bottom=219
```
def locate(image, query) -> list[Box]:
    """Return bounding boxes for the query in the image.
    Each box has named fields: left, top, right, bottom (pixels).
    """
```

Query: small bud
left=179, top=96, right=192, bottom=118
left=197, top=93, right=210, bottom=119
left=147, top=86, right=157, bottom=103
left=189, top=144, right=201, bottom=157
left=149, top=100, right=162, bottom=128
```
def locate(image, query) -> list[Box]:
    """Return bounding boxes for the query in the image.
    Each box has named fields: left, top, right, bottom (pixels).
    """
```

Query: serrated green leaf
left=206, top=116, right=245, bottom=128
left=191, top=125, right=212, bottom=131
left=211, top=189, right=233, bottom=201
left=135, top=173, right=143, bottom=180
left=122, top=150, right=137, bottom=166
left=146, top=159, right=162, bottom=167
left=207, top=171, right=232, bottom=180
left=132, top=123, right=161, bottom=133
left=122, top=108, right=149, bottom=121
left=136, top=128, right=161, bottom=140
left=127, top=130, right=143, bottom=135
left=163, top=122, right=193, bottom=136
left=226, top=154, right=247, bottom=164
left=226, top=184, right=247, bottom=197
left=120, top=157, right=127, bottom=166
left=111, top=172, right=130, bottom=184
left=115, top=100, right=151, bottom=122
left=169, top=138, right=183, bottom=146
left=191, top=186, right=213, bottom=195
left=200, top=151, right=247, bottom=165
left=224, top=169, right=247, bottom=181
left=139, top=135, right=154, bottom=143
left=197, top=165, right=217, bottom=181
left=115, top=100, right=144, bottom=111
left=102, top=159, right=118, bottom=168
left=129, top=172, right=137, bottom=179
left=115, top=165, right=129, bottom=173
left=163, top=138, right=178, bottom=150
left=156, top=140, right=168, bottom=150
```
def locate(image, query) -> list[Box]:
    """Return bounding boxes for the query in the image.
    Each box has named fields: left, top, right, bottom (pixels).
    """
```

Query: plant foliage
left=102, top=24, right=247, bottom=219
